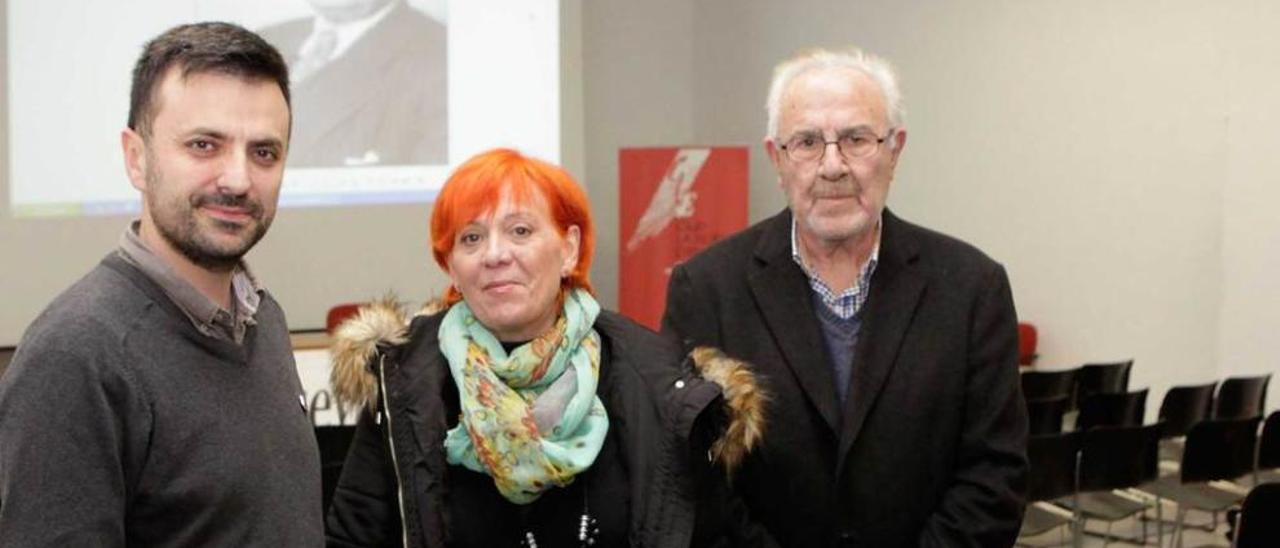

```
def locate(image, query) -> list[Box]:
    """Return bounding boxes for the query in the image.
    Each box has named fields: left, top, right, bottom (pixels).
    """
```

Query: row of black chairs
left=1021, top=360, right=1134, bottom=410
left=1023, top=364, right=1271, bottom=437
left=1021, top=422, right=1163, bottom=546
left=1022, top=413, right=1280, bottom=547
left=1018, top=361, right=1276, bottom=546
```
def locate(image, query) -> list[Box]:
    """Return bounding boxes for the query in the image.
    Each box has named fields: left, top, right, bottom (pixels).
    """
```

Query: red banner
left=618, top=147, right=749, bottom=330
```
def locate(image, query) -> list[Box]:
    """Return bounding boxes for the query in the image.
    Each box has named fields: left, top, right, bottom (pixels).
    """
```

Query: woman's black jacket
left=323, top=301, right=766, bottom=547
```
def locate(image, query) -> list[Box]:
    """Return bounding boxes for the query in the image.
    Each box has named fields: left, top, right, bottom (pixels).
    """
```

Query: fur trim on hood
left=687, top=346, right=767, bottom=474
left=329, top=298, right=443, bottom=411
left=329, top=300, right=766, bottom=472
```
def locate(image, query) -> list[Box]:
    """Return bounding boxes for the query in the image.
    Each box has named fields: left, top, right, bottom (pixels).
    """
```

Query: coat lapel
left=836, top=211, right=926, bottom=476
left=747, top=211, right=842, bottom=433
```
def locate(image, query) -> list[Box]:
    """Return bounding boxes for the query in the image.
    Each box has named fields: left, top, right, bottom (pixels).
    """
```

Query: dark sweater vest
left=811, top=292, right=864, bottom=406
left=0, top=253, right=322, bottom=546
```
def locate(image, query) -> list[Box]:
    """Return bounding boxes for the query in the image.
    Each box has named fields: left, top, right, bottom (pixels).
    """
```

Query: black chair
left=1234, top=482, right=1280, bottom=548
left=1021, top=368, right=1080, bottom=401
left=1076, top=360, right=1133, bottom=407
left=1076, top=388, right=1147, bottom=431
left=1157, top=382, right=1217, bottom=462
left=1214, top=374, right=1271, bottom=420
left=1026, top=395, right=1070, bottom=435
left=1145, top=416, right=1262, bottom=548
left=1256, top=411, right=1280, bottom=485
left=1018, top=432, right=1081, bottom=544
left=315, top=425, right=357, bottom=515
left=1159, top=383, right=1217, bottom=438
left=1070, top=423, right=1164, bottom=546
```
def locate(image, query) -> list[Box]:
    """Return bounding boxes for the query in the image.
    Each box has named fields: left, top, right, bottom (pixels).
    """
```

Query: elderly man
left=0, top=23, right=321, bottom=545
left=663, top=47, right=1027, bottom=547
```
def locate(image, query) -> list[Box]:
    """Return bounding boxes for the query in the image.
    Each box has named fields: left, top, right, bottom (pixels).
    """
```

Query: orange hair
left=430, top=148, right=595, bottom=306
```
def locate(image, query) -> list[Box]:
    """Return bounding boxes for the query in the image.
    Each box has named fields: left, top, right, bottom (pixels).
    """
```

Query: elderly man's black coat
left=662, top=209, right=1027, bottom=547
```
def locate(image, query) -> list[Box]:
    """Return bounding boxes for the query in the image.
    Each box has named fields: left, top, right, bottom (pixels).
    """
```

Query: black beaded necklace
left=517, top=479, right=600, bottom=548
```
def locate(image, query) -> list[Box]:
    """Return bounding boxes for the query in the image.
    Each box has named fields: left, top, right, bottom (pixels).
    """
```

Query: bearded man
left=0, top=22, right=322, bottom=546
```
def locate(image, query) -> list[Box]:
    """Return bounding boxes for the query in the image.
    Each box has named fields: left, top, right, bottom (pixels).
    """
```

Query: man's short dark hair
left=127, top=22, right=290, bottom=137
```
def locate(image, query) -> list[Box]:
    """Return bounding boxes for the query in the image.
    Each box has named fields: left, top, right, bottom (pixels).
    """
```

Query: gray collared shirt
left=791, top=218, right=881, bottom=320
left=117, top=221, right=262, bottom=343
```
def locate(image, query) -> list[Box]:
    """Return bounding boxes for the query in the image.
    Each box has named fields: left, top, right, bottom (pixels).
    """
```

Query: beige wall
left=581, top=0, right=1279, bottom=414
left=1217, top=2, right=1280, bottom=386
left=581, top=0, right=696, bottom=307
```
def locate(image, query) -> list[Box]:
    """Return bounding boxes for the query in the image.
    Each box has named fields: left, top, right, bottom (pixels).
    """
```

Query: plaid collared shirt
left=791, top=219, right=880, bottom=320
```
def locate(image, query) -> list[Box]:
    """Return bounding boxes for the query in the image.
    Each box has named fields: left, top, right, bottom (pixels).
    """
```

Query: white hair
left=764, top=47, right=906, bottom=139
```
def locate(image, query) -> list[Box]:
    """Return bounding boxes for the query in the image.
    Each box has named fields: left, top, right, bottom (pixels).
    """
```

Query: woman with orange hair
left=325, top=149, right=766, bottom=547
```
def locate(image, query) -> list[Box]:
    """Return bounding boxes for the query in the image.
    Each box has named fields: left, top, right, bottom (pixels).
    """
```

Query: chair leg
left=1230, top=507, right=1241, bottom=548
left=1141, top=512, right=1153, bottom=548
left=1174, top=506, right=1187, bottom=548
left=1104, top=520, right=1112, bottom=547
left=1156, top=496, right=1164, bottom=548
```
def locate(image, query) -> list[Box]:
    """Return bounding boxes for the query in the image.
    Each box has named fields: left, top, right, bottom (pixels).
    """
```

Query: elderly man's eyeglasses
left=778, top=129, right=896, bottom=163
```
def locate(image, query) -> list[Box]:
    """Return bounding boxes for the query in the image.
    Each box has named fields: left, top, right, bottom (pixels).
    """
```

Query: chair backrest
left=1215, top=374, right=1271, bottom=420
left=1027, top=395, right=1069, bottom=436
left=1021, top=368, right=1080, bottom=401
left=1026, top=431, right=1081, bottom=502
left=1158, top=382, right=1217, bottom=438
left=1077, top=360, right=1134, bottom=405
left=1017, top=322, right=1038, bottom=366
left=1235, top=482, right=1280, bottom=548
left=1181, top=416, right=1261, bottom=483
left=1077, top=388, right=1147, bottom=431
left=326, top=303, right=364, bottom=335
left=1258, top=411, right=1280, bottom=471
left=1078, top=422, right=1162, bottom=493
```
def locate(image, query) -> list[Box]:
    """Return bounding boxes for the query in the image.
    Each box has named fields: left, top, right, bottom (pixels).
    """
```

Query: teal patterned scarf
left=439, top=288, right=609, bottom=504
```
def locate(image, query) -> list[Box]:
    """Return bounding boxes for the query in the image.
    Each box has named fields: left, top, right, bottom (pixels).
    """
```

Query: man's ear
left=764, top=137, right=785, bottom=187
left=764, top=137, right=782, bottom=168
left=888, top=128, right=908, bottom=168
left=122, top=128, right=148, bottom=192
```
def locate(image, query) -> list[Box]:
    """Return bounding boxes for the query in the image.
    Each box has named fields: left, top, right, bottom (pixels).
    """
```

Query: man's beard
left=146, top=168, right=271, bottom=272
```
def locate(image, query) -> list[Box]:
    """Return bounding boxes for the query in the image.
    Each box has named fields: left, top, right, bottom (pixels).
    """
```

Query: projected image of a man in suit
left=260, top=0, right=447, bottom=168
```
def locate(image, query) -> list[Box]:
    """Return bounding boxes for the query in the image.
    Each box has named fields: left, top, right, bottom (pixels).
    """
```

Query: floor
left=1019, top=500, right=1233, bottom=547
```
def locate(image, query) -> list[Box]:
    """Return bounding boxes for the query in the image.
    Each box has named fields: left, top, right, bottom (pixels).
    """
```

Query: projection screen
left=0, top=0, right=578, bottom=346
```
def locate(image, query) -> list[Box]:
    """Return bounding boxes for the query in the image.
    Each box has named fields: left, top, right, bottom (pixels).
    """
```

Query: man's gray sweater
left=0, top=253, right=322, bottom=546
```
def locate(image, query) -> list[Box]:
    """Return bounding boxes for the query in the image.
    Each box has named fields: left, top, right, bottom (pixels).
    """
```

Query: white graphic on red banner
left=619, top=147, right=748, bottom=330
left=626, top=149, right=711, bottom=252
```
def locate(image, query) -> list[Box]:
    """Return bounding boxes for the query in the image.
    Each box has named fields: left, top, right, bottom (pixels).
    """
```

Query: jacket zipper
left=377, top=354, right=410, bottom=547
